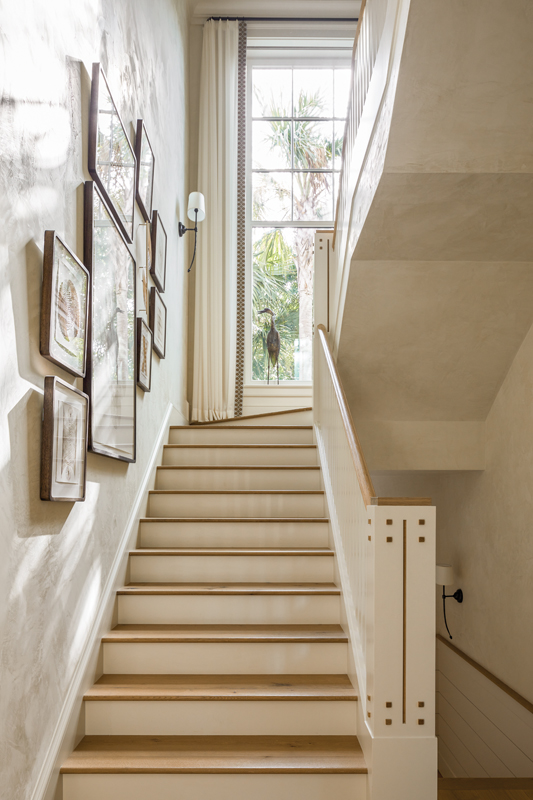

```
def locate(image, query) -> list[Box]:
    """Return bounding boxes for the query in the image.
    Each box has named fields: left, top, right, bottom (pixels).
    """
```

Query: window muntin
left=248, top=63, right=350, bottom=383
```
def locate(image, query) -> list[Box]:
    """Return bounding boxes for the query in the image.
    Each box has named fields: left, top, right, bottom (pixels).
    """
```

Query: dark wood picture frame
left=150, top=210, right=167, bottom=293
left=41, top=376, right=89, bottom=502
left=88, top=63, right=136, bottom=243
left=84, top=181, right=137, bottom=463
left=149, top=287, right=167, bottom=359
left=135, top=119, right=155, bottom=222
left=136, top=318, right=152, bottom=392
left=40, top=231, right=89, bottom=378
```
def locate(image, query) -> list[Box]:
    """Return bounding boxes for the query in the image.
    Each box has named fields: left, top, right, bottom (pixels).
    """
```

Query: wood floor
left=439, top=779, right=533, bottom=800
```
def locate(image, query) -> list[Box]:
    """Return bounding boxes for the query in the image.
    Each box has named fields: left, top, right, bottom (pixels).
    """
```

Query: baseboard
left=32, top=402, right=183, bottom=800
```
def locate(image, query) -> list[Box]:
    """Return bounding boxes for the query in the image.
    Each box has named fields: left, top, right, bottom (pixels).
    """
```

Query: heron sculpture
left=259, top=308, right=280, bottom=385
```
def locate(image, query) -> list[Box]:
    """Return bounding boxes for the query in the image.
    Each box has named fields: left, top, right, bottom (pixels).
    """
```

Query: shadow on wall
left=7, top=388, right=72, bottom=537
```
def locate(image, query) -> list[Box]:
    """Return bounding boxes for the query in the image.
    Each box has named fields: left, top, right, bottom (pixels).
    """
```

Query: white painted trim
left=191, top=0, right=363, bottom=23
left=32, top=402, right=184, bottom=800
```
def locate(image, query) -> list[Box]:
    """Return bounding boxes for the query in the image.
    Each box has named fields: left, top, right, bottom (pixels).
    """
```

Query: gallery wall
left=0, top=0, right=190, bottom=797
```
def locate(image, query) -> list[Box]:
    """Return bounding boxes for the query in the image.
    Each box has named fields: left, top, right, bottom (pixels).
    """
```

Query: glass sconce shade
left=436, top=564, right=454, bottom=586
left=187, top=192, right=205, bottom=222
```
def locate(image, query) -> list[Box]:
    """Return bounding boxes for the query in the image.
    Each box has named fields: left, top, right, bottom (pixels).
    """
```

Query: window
left=247, top=55, right=351, bottom=383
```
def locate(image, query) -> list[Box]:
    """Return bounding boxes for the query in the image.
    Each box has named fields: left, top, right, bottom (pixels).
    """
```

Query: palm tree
left=252, top=229, right=299, bottom=380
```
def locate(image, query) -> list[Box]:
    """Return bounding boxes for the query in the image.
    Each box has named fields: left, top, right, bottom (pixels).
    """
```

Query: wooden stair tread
left=103, top=624, right=348, bottom=643
left=157, top=465, right=321, bottom=470
left=149, top=489, right=324, bottom=495
left=118, top=582, right=341, bottom=595
left=85, top=674, right=358, bottom=701
left=163, top=444, right=317, bottom=449
left=61, top=735, right=366, bottom=773
left=129, top=548, right=333, bottom=557
left=170, top=425, right=313, bottom=430
left=190, top=407, right=313, bottom=426
left=139, top=517, right=329, bottom=523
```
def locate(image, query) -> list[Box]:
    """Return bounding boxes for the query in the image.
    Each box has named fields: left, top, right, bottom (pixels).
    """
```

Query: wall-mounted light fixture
left=436, top=563, right=463, bottom=640
left=179, top=192, right=205, bottom=273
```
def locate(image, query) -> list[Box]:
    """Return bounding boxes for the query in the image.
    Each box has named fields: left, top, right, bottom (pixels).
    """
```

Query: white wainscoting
left=436, top=637, right=533, bottom=778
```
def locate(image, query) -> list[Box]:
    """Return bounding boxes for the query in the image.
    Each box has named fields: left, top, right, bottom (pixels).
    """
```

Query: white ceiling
left=190, top=0, right=361, bottom=20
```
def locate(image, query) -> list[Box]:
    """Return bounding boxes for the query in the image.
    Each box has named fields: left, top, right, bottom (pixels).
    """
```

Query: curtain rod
left=207, top=17, right=358, bottom=22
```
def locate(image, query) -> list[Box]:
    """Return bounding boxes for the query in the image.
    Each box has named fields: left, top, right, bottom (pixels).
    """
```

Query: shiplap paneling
left=436, top=639, right=533, bottom=778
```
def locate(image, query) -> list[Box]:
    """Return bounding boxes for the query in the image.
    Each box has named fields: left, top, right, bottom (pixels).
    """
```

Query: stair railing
left=313, top=323, right=438, bottom=800
left=333, top=0, right=387, bottom=254
left=329, top=0, right=410, bottom=348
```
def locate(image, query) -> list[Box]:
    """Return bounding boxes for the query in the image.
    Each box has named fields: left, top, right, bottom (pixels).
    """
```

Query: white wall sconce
left=436, top=563, right=463, bottom=640
left=179, top=191, right=205, bottom=273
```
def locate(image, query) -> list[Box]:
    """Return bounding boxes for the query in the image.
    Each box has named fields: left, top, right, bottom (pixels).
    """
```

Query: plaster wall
left=372, top=317, right=533, bottom=703
left=0, top=0, right=190, bottom=797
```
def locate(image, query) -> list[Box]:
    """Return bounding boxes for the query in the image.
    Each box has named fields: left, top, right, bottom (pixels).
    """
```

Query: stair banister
left=313, top=323, right=438, bottom=800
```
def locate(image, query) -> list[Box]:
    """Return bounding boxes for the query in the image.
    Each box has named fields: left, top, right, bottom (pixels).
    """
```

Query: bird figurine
left=259, top=308, right=280, bottom=385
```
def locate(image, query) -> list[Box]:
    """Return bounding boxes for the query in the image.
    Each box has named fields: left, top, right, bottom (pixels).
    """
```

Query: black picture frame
left=135, top=119, right=155, bottom=222
left=84, top=181, right=136, bottom=463
left=136, top=318, right=152, bottom=392
left=41, top=376, right=89, bottom=502
left=149, top=287, right=167, bottom=359
left=40, top=232, right=89, bottom=378
left=88, top=63, right=136, bottom=243
left=150, top=210, right=167, bottom=293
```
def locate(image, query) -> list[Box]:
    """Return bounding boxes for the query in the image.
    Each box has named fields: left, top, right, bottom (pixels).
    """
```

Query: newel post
left=365, top=503, right=438, bottom=800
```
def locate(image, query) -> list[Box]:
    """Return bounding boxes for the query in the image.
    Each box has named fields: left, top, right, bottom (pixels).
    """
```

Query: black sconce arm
left=178, top=209, right=199, bottom=273
left=441, top=587, right=463, bottom=640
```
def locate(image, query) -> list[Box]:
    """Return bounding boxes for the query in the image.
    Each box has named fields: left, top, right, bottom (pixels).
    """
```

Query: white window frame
left=245, top=45, right=352, bottom=387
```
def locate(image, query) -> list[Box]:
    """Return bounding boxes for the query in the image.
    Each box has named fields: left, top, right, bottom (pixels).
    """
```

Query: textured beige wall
left=372, top=319, right=533, bottom=703
left=0, top=0, right=189, bottom=796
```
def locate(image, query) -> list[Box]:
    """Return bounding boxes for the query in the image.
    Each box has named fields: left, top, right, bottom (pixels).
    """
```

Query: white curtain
left=191, top=20, right=239, bottom=422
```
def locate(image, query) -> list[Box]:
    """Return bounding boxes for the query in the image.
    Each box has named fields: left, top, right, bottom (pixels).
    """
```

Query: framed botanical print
left=136, top=222, right=151, bottom=313
left=84, top=181, right=136, bottom=463
left=41, top=376, right=89, bottom=502
left=89, top=63, right=136, bottom=243
left=135, top=119, right=155, bottom=222
left=150, top=210, right=167, bottom=293
left=149, top=287, right=167, bottom=359
left=40, top=232, right=89, bottom=378
left=137, top=318, right=152, bottom=392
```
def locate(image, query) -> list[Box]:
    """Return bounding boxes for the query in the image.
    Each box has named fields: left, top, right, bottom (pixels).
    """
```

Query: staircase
left=61, top=408, right=367, bottom=800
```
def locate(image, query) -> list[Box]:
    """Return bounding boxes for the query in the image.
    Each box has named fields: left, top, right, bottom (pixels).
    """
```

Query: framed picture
left=89, top=63, right=136, bottom=243
left=149, top=287, right=167, bottom=359
left=135, top=119, right=155, bottom=222
left=40, top=232, right=89, bottom=378
left=84, top=181, right=136, bottom=463
left=41, top=376, right=88, bottom=502
left=137, top=318, right=152, bottom=392
left=136, top=222, right=151, bottom=313
left=150, top=210, right=167, bottom=293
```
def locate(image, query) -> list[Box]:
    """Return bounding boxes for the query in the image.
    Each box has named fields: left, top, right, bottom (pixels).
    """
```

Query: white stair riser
left=155, top=468, right=322, bottom=491
left=169, top=428, right=314, bottom=445
left=139, top=520, right=330, bottom=548
left=103, top=642, right=348, bottom=674
left=84, top=699, right=357, bottom=736
left=129, top=555, right=334, bottom=583
left=117, top=594, right=340, bottom=625
left=148, top=493, right=325, bottom=518
left=163, top=446, right=318, bottom=466
left=212, top=410, right=313, bottom=426
left=63, top=773, right=366, bottom=800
